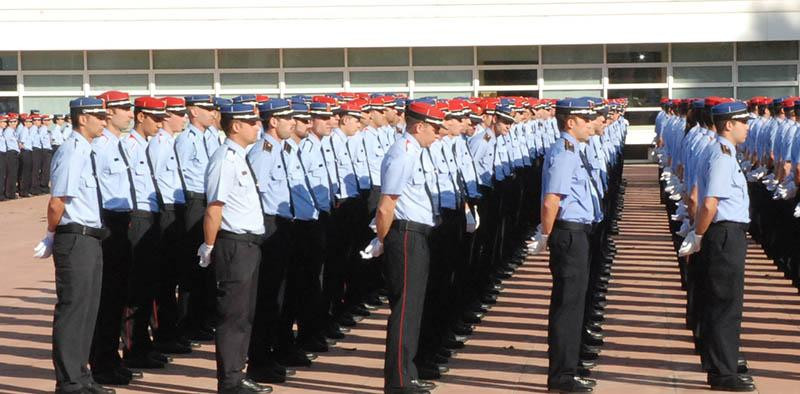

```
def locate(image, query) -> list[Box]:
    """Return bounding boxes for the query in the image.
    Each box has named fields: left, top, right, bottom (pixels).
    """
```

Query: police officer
left=679, top=100, right=755, bottom=392
left=33, top=96, right=115, bottom=394
left=147, top=96, right=194, bottom=355
left=40, top=114, right=54, bottom=193
left=0, top=115, right=7, bottom=201
left=372, top=101, right=443, bottom=394
left=175, top=94, right=221, bottom=341
left=30, top=114, right=43, bottom=195
left=17, top=114, right=33, bottom=197
left=52, top=114, right=66, bottom=151
left=529, top=97, right=599, bottom=393
left=246, top=98, right=296, bottom=384
left=197, top=102, right=272, bottom=394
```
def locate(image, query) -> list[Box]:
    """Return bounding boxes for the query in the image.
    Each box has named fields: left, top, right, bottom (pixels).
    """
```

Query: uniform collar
left=102, top=128, right=120, bottom=143
left=560, top=132, right=579, bottom=146
left=717, top=135, right=736, bottom=152
left=224, top=138, right=246, bottom=157
left=263, top=133, right=280, bottom=147
left=130, top=130, right=147, bottom=145
left=404, top=132, right=421, bottom=150
left=187, top=123, right=206, bottom=136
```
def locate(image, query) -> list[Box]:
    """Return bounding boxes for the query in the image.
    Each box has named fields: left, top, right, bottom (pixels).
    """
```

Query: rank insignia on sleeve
left=263, top=140, right=272, bottom=152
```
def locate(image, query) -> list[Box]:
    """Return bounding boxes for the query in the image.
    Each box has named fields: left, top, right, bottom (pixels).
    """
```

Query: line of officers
left=0, top=111, right=73, bottom=201
left=655, top=97, right=763, bottom=392
left=33, top=89, right=628, bottom=394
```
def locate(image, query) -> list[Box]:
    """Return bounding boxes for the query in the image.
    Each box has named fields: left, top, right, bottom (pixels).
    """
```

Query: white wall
left=6, top=0, right=800, bottom=50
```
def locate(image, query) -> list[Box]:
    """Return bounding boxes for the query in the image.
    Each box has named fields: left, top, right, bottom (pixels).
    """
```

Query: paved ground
left=0, top=164, right=798, bottom=394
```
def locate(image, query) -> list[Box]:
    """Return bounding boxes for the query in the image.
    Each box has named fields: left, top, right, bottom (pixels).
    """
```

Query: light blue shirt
left=123, top=131, right=159, bottom=212
left=285, top=138, right=319, bottom=221
left=362, top=126, right=387, bottom=187
left=17, top=125, right=32, bottom=151
left=329, top=128, right=359, bottom=199
left=40, top=125, right=51, bottom=150
left=205, top=138, right=265, bottom=235
left=247, top=134, right=292, bottom=219
left=30, top=125, right=41, bottom=149
left=698, top=136, right=750, bottom=224
left=542, top=132, right=597, bottom=224
left=468, top=126, right=496, bottom=187
left=381, top=133, right=436, bottom=227
left=174, top=123, right=221, bottom=194
left=428, top=138, right=459, bottom=210
left=299, top=134, right=333, bottom=212
left=147, top=129, right=186, bottom=205
left=51, top=132, right=102, bottom=228
left=50, top=124, right=65, bottom=146
left=454, top=135, right=481, bottom=198
left=347, top=132, right=372, bottom=190
left=92, top=129, right=134, bottom=212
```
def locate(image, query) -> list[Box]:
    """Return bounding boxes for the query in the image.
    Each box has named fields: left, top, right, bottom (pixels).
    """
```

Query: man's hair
left=555, top=113, right=574, bottom=132
left=69, top=109, right=82, bottom=128
left=713, top=118, right=734, bottom=134
left=220, top=115, right=234, bottom=136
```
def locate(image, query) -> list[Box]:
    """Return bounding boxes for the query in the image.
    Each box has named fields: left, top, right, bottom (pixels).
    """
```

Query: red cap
left=162, top=97, right=187, bottom=114
left=407, top=102, right=445, bottom=126
left=134, top=96, right=167, bottom=117
left=256, top=95, right=270, bottom=103
left=7, top=113, right=18, bottom=120
left=313, top=96, right=337, bottom=105
left=340, top=102, right=363, bottom=118
left=97, top=90, right=132, bottom=108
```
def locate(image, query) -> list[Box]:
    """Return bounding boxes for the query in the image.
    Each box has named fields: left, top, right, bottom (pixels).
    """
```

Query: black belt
left=391, top=220, right=433, bottom=236
left=101, top=209, right=131, bottom=219
left=217, top=230, right=265, bottom=245
left=56, top=223, right=110, bottom=240
left=184, top=191, right=206, bottom=200
left=712, top=221, right=750, bottom=231
left=161, top=203, right=184, bottom=211
left=130, top=210, right=157, bottom=219
left=554, top=220, right=593, bottom=233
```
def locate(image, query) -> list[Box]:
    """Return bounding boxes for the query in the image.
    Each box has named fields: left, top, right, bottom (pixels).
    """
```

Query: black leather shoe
left=385, top=387, right=429, bottom=394
left=363, top=301, right=380, bottom=311
left=220, top=378, right=273, bottom=393
left=417, top=364, right=443, bottom=380
left=481, top=293, right=498, bottom=304
left=411, top=379, right=437, bottom=390
left=349, top=304, right=371, bottom=317
left=436, top=347, right=455, bottom=358
left=148, top=350, right=172, bottom=363
left=580, top=359, right=597, bottom=369
left=582, top=336, right=603, bottom=347
left=548, top=376, right=594, bottom=393
left=364, top=294, right=383, bottom=307
left=737, top=358, right=749, bottom=374
left=92, top=370, right=130, bottom=386
left=708, top=375, right=755, bottom=392
left=115, top=366, right=142, bottom=380
left=325, top=327, right=345, bottom=340
left=247, top=364, right=286, bottom=384
left=584, top=328, right=603, bottom=341
left=337, top=314, right=357, bottom=327
left=451, top=322, right=474, bottom=336
left=277, top=348, right=312, bottom=367
left=154, top=340, right=192, bottom=354
left=85, top=381, right=117, bottom=394
left=441, top=337, right=465, bottom=349
left=461, top=312, right=482, bottom=324
left=122, top=354, right=165, bottom=369
left=178, top=337, right=201, bottom=348
left=428, top=353, right=449, bottom=364
left=300, top=337, right=329, bottom=353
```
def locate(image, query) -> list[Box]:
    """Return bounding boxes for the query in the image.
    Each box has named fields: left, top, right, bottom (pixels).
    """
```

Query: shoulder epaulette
left=483, top=132, right=491, bottom=142
left=564, top=139, right=574, bottom=152
left=720, top=143, right=731, bottom=156
left=263, top=140, right=273, bottom=152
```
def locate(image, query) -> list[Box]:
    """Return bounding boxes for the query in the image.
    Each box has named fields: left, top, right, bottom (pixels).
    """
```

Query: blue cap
left=555, top=97, right=597, bottom=118
left=395, top=98, right=407, bottom=111
left=495, top=105, right=515, bottom=122
left=220, top=103, right=259, bottom=120
left=289, top=95, right=311, bottom=104
left=691, top=99, right=706, bottom=109
left=214, top=97, right=233, bottom=110
left=711, top=101, right=748, bottom=120
left=232, top=95, right=257, bottom=105
left=309, top=102, right=334, bottom=117
left=258, top=98, right=293, bottom=118
left=70, top=97, right=107, bottom=115
left=292, top=103, right=310, bottom=119
left=185, top=94, right=215, bottom=108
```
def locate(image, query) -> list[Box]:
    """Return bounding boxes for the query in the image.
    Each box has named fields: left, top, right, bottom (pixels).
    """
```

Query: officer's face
left=312, top=117, right=333, bottom=137
left=443, top=118, right=461, bottom=136
left=81, top=113, right=107, bottom=138
left=570, top=116, right=591, bottom=142
left=137, top=112, right=163, bottom=137
left=339, top=115, right=360, bottom=136
left=729, top=119, right=750, bottom=145
left=482, top=114, right=493, bottom=127
left=235, top=119, right=260, bottom=145
left=415, top=121, right=439, bottom=148
left=9, top=120, right=17, bottom=127
left=328, top=114, right=340, bottom=130
left=370, top=110, right=387, bottom=126
left=189, top=106, right=215, bottom=128
left=108, top=106, right=134, bottom=131
left=293, top=117, right=310, bottom=137
left=273, top=116, right=295, bottom=140
left=494, top=119, right=512, bottom=135
left=385, top=108, right=398, bottom=123
left=165, top=112, right=186, bottom=132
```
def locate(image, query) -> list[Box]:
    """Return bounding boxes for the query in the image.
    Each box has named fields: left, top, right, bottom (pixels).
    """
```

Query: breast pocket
left=412, top=168, right=426, bottom=185
left=732, top=170, right=747, bottom=198
left=166, top=158, right=177, bottom=171
left=82, top=173, right=97, bottom=189
left=270, top=166, right=287, bottom=182
left=107, top=159, right=127, bottom=175
left=134, top=162, right=148, bottom=176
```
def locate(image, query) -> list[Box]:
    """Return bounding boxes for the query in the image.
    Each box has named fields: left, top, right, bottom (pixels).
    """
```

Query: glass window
left=414, top=70, right=472, bottom=87
left=608, top=88, right=667, bottom=107
left=737, top=86, right=798, bottom=100
left=738, top=65, right=797, bottom=82
left=22, top=51, right=83, bottom=70
left=477, top=46, right=538, bottom=65
left=0, top=97, right=18, bottom=113
left=220, top=73, right=279, bottom=89
left=671, top=43, right=733, bottom=62
left=413, top=47, right=472, bottom=66
left=672, top=87, right=734, bottom=99
left=87, top=50, right=148, bottom=70
left=479, top=69, right=537, bottom=85
left=153, top=50, right=214, bottom=69
left=737, top=41, right=799, bottom=61
left=607, top=44, right=667, bottom=63
left=413, top=91, right=471, bottom=99
left=154, top=74, right=213, bottom=90
left=542, top=45, right=603, bottom=64
left=542, top=90, right=602, bottom=99
left=284, top=72, right=343, bottom=88
left=90, top=74, right=148, bottom=91
left=23, top=96, right=72, bottom=114
left=0, top=76, right=16, bottom=91
left=24, top=75, right=83, bottom=92
left=608, top=67, right=666, bottom=84
left=0, top=52, right=17, bottom=70
left=218, top=49, right=279, bottom=69
left=673, top=66, right=732, bottom=83
left=348, top=48, right=409, bottom=67
left=543, top=69, right=601, bottom=85
left=350, top=71, right=408, bottom=88
left=479, top=90, right=538, bottom=98
left=623, top=111, right=659, bottom=126
left=283, top=49, right=344, bottom=68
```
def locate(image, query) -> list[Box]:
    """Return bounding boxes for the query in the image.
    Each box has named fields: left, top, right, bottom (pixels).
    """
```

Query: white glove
left=368, top=217, right=377, bottom=234
left=741, top=160, right=753, bottom=173
left=669, top=191, right=682, bottom=201
left=777, top=180, right=797, bottom=200
left=465, top=209, right=478, bottom=233
left=197, top=243, right=214, bottom=268
left=678, top=231, right=703, bottom=257
left=32, top=231, right=55, bottom=259
left=671, top=201, right=688, bottom=222
left=660, top=170, right=672, bottom=181
left=676, top=219, right=692, bottom=238
left=527, top=231, right=549, bottom=255
left=360, top=237, right=383, bottom=259
left=794, top=201, right=800, bottom=218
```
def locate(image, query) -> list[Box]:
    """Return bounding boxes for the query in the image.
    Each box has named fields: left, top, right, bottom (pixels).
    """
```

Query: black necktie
left=245, top=157, right=266, bottom=214
left=579, top=149, right=602, bottom=201
left=280, top=143, right=295, bottom=218
left=90, top=151, right=104, bottom=226
left=117, top=141, right=138, bottom=210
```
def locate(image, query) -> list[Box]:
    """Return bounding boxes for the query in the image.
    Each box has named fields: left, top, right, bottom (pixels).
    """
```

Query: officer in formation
left=526, top=97, right=627, bottom=393
left=33, top=89, right=628, bottom=394
left=0, top=110, right=67, bottom=200
left=656, top=97, right=757, bottom=392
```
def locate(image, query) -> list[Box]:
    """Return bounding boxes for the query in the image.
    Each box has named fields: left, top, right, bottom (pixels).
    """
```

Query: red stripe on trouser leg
left=397, top=230, right=409, bottom=386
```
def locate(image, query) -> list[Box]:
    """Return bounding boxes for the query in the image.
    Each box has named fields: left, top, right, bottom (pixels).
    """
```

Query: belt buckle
left=80, top=226, right=89, bottom=236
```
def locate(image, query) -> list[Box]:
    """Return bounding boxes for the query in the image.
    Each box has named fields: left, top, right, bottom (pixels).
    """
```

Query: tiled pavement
left=0, top=164, right=798, bottom=393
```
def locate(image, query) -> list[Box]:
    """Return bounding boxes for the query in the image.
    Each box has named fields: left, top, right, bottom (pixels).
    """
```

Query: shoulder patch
left=720, top=144, right=731, bottom=156
left=263, top=140, right=273, bottom=152
left=225, top=148, right=237, bottom=161
left=483, top=133, right=491, bottom=142
left=564, top=139, right=574, bottom=152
